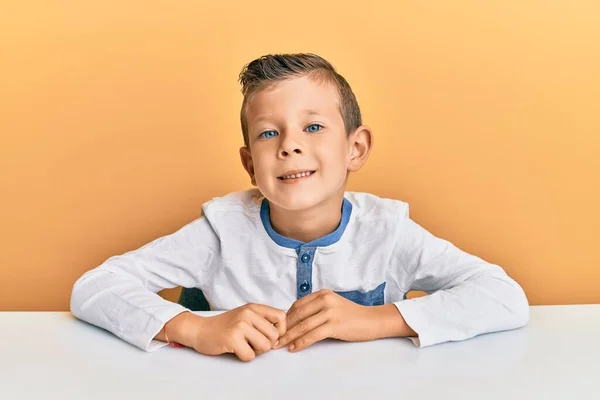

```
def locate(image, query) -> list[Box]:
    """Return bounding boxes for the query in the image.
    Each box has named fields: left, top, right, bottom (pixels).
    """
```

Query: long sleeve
left=70, top=215, right=220, bottom=351
left=390, top=213, right=529, bottom=348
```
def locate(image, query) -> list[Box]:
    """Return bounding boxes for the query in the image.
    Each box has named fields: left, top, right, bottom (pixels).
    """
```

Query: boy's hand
left=172, top=303, right=286, bottom=362
left=274, top=289, right=415, bottom=352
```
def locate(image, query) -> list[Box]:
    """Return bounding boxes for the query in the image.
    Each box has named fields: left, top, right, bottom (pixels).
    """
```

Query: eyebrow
left=254, top=109, right=323, bottom=120
left=300, top=109, right=323, bottom=116
left=251, top=109, right=326, bottom=130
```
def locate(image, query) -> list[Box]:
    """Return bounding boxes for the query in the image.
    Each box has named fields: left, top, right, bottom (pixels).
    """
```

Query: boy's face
left=240, top=75, right=369, bottom=211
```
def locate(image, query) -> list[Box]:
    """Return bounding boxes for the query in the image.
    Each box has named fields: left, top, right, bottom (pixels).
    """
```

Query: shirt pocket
left=334, top=282, right=386, bottom=306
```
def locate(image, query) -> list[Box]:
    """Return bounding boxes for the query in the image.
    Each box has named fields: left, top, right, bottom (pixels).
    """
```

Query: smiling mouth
left=277, top=170, right=316, bottom=180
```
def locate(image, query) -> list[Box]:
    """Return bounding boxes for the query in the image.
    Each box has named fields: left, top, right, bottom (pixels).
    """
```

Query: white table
left=1, top=305, right=599, bottom=399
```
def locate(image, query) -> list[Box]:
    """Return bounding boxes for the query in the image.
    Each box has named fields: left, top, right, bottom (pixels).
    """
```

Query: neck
left=269, top=193, right=345, bottom=243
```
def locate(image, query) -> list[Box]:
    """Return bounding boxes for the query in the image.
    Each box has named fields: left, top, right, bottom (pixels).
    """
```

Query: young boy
left=70, top=53, right=529, bottom=362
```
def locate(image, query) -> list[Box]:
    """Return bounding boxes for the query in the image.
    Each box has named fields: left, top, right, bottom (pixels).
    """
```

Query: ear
left=239, top=146, right=257, bottom=186
left=347, top=125, right=373, bottom=172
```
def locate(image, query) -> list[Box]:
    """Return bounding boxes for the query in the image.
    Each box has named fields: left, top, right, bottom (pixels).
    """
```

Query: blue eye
left=306, top=124, right=323, bottom=133
left=259, top=130, right=278, bottom=139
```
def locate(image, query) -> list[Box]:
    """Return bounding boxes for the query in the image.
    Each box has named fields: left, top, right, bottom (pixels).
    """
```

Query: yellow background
left=1, top=1, right=599, bottom=311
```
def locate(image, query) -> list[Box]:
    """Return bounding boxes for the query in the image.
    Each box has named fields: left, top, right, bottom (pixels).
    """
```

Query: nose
left=279, top=147, right=302, bottom=157
left=277, top=133, right=303, bottom=158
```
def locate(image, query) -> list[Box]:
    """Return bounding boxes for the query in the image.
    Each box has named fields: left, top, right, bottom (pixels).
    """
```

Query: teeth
left=281, top=171, right=313, bottom=180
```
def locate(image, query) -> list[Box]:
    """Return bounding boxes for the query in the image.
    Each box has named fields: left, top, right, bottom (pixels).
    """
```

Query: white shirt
left=70, top=189, right=529, bottom=351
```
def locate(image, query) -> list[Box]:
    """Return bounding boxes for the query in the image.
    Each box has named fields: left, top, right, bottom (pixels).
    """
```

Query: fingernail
left=273, top=340, right=280, bottom=348
left=288, top=344, right=295, bottom=351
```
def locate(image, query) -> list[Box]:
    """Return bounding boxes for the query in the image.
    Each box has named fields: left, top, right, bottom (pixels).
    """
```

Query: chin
left=265, top=192, right=325, bottom=212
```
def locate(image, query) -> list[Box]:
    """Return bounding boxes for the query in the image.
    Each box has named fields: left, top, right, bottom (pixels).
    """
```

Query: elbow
left=69, top=269, right=100, bottom=320
left=487, top=270, right=530, bottom=329
left=69, top=274, right=86, bottom=318
left=507, top=279, right=530, bottom=329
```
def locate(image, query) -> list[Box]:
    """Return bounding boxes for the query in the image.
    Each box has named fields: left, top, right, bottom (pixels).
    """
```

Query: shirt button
left=300, top=253, right=311, bottom=263
left=300, top=282, right=310, bottom=292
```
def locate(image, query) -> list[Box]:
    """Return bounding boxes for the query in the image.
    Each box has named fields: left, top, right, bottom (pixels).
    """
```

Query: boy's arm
left=389, top=212, right=530, bottom=348
left=70, top=215, right=220, bottom=352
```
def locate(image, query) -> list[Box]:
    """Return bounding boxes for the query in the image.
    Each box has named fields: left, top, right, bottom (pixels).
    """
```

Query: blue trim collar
left=260, top=198, right=352, bottom=249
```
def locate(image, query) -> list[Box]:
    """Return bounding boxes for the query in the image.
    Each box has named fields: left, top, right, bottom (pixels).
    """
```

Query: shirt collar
left=260, top=197, right=353, bottom=249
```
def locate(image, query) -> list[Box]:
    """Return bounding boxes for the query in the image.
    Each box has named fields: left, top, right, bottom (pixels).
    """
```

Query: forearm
left=394, top=274, right=529, bottom=347
left=70, top=268, right=192, bottom=350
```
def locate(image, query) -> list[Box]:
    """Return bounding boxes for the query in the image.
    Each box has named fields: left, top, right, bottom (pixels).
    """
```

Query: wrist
left=164, top=311, right=205, bottom=348
left=370, top=304, right=417, bottom=339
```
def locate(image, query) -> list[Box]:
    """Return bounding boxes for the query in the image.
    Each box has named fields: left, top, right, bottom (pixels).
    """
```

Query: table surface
left=1, top=305, right=599, bottom=400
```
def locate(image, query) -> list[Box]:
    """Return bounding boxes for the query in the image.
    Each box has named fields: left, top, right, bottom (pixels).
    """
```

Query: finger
left=286, top=295, right=326, bottom=330
left=248, top=303, right=287, bottom=337
left=250, top=313, right=281, bottom=345
left=289, top=323, right=332, bottom=352
left=287, top=290, right=323, bottom=317
left=232, top=333, right=256, bottom=362
left=275, top=311, right=328, bottom=349
left=243, top=325, right=274, bottom=357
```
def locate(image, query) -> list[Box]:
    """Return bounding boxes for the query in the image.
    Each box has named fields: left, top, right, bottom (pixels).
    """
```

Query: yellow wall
left=1, top=1, right=598, bottom=311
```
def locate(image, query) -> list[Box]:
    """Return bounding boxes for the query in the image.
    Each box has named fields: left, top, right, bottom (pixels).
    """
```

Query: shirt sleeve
left=389, top=210, right=530, bottom=348
left=70, top=215, right=220, bottom=352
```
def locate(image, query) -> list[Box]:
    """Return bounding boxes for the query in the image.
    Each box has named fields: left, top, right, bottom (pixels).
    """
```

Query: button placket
left=296, top=247, right=316, bottom=299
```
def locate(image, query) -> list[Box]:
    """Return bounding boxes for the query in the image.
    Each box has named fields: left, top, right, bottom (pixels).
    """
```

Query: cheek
left=329, top=141, right=351, bottom=168
left=251, top=157, right=272, bottom=179
left=318, top=150, right=349, bottom=182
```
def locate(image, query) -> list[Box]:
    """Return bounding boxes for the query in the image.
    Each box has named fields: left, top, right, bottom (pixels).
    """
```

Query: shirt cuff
left=141, top=304, right=191, bottom=352
left=393, top=299, right=433, bottom=348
